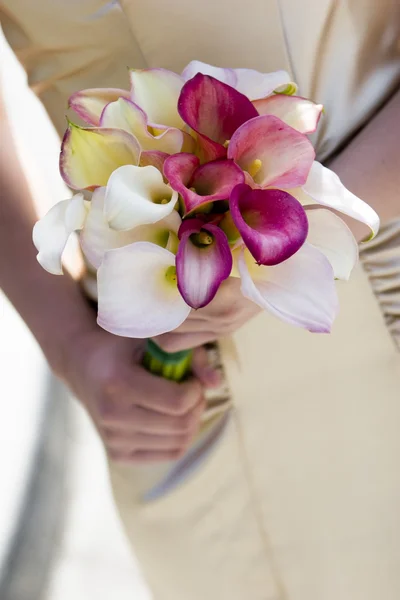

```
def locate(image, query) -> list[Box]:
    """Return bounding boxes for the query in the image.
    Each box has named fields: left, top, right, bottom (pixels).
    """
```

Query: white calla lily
left=238, top=243, right=338, bottom=333
left=33, top=194, right=86, bottom=275
left=306, top=208, right=358, bottom=281
left=81, top=187, right=181, bottom=269
left=302, top=162, right=380, bottom=239
left=104, top=165, right=179, bottom=231
left=97, top=242, right=191, bottom=338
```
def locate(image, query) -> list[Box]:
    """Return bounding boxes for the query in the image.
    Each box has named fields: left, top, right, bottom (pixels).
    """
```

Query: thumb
left=191, top=346, right=222, bottom=389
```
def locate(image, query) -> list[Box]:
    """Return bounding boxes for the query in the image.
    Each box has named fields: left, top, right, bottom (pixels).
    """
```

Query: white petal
left=182, top=61, right=237, bottom=86
left=104, top=165, right=178, bottom=231
left=306, top=208, right=358, bottom=281
left=129, top=68, right=184, bottom=129
left=234, top=68, right=292, bottom=100
left=97, top=242, right=191, bottom=338
left=302, top=162, right=380, bottom=238
left=238, top=243, right=338, bottom=333
left=33, top=194, right=86, bottom=275
left=81, top=188, right=181, bottom=269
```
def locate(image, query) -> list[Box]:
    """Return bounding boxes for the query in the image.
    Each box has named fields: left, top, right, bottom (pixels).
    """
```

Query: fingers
left=108, top=449, right=184, bottom=464
left=155, top=331, right=218, bottom=352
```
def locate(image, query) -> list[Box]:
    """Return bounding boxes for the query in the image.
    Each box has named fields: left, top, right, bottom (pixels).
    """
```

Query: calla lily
left=178, top=74, right=259, bottom=162
left=182, top=61, right=293, bottom=100
left=230, top=184, right=308, bottom=266
left=176, top=219, right=232, bottom=309
left=130, top=68, right=185, bottom=129
left=100, top=98, right=185, bottom=155
left=104, top=164, right=178, bottom=231
left=227, top=114, right=315, bottom=189
left=68, top=88, right=130, bottom=126
left=164, top=153, right=245, bottom=214
left=238, top=243, right=338, bottom=333
left=139, top=150, right=169, bottom=174
left=33, top=194, right=86, bottom=275
left=306, top=208, right=358, bottom=281
left=60, top=123, right=140, bottom=190
left=81, top=187, right=181, bottom=269
left=301, top=161, right=380, bottom=239
left=253, top=95, right=323, bottom=134
left=97, top=242, right=191, bottom=338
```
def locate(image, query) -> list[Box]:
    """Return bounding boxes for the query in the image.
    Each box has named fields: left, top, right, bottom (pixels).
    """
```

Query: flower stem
left=143, top=339, right=193, bottom=382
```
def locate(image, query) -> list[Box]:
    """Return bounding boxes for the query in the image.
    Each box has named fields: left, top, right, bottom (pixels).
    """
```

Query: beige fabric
left=2, top=1, right=400, bottom=598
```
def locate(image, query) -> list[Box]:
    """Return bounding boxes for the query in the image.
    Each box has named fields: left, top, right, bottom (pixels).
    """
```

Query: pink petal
left=253, top=95, right=323, bottom=134
left=68, top=88, right=130, bottom=126
left=178, top=74, right=258, bottom=161
left=230, top=184, right=308, bottom=265
left=140, top=150, right=169, bottom=174
left=228, top=115, right=315, bottom=189
left=238, top=243, right=338, bottom=333
left=164, top=153, right=245, bottom=214
left=176, top=219, right=232, bottom=308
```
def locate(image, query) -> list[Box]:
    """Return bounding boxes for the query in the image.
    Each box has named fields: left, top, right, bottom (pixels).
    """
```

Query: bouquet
left=33, top=61, right=379, bottom=381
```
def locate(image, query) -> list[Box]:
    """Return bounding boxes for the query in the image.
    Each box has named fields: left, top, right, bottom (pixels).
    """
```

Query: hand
left=155, top=277, right=260, bottom=353
left=61, top=322, right=220, bottom=464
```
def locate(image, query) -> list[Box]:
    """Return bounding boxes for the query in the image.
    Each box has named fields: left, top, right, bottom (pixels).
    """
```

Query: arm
left=0, top=88, right=214, bottom=463
left=328, top=88, right=400, bottom=241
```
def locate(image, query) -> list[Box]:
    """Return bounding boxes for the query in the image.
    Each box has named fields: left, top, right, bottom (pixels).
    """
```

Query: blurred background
left=0, top=28, right=151, bottom=600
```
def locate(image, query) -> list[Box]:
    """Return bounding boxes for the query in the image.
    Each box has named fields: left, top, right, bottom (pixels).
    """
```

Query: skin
left=1, top=79, right=399, bottom=463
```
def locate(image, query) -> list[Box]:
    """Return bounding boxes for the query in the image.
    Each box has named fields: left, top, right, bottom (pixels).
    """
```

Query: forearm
left=0, top=101, right=95, bottom=377
left=328, top=88, right=400, bottom=241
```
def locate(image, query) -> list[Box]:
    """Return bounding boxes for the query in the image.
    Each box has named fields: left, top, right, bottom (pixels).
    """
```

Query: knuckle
left=154, top=336, right=177, bottom=353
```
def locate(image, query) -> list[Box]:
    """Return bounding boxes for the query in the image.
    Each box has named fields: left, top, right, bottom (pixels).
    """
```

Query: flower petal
left=140, top=150, right=169, bottom=174
left=238, top=243, right=338, bottom=332
left=233, top=68, right=292, bottom=100
left=130, top=68, right=185, bottom=129
left=100, top=98, right=184, bottom=154
left=33, top=194, right=86, bottom=275
left=164, top=153, right=245, bottom=213
left=182, top=61, right=237, bottom=86
left=68, top=88, right=130, bottom=125
left=104, top=165, right=178, bottom=231
left=302, top=162, right=380, bottom=238
left=178, top=74, right=258, bottom=145
left=60, top=123, right=140, bottom=190
left=253, top=95, right=323, bottom=134
left=230, top=184, right=308, bottom=265
left=306, top=207, right=358, bottom=280
left=228, top=115, right=315, bottom=188
left=176, top=219, right=232, bottom=308
left=81, top=188, right=180, bottom=269
left=97, top=242, right=191, bottom=338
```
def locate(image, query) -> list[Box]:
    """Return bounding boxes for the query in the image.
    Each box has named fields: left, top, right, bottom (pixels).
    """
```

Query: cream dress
left=2, top=1, right=400, bottom=598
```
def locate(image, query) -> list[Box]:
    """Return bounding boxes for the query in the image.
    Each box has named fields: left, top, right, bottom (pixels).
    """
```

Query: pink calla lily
left=164, top=153, right=245, bottom=214
left=228, top=115, right=315, bottom=189
left=176, top=219, right=232, bottom=309
left=178, top=74, right=259, bottom=162
left=230, top=184, right=308, bottom=266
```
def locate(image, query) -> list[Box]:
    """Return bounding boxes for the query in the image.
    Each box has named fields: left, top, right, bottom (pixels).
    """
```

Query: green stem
left=142, top=339, right=193, bottom=382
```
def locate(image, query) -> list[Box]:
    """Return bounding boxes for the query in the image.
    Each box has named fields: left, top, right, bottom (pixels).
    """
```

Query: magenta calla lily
left=178, top=74, right=259, bottom=162
left=228, top=115, right=315, bottom=189
left=164, top=153, right=245, bottom=214
left=176, top=218, right=232, bottom=309
left=230, top=184, right=308, bottom=266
